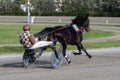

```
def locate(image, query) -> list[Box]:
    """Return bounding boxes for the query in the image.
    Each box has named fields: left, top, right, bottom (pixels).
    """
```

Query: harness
left=72, top=24, right=81, bottom=32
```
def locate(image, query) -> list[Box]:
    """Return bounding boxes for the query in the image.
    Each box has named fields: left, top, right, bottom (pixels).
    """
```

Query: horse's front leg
left=81, top=44, right=92, bottom=59
left=74, top=43, right=92, bottom=59
left=73, top=32, right=83, bottom=55
left=73, top=44, right=82, bottom=55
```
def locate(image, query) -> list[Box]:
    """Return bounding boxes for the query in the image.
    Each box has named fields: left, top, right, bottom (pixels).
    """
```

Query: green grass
left=67, top=40, right=120, bottom=50
left=0, top=24, right=119, bottom=54
left=0, top=46, right=24, bottom=54
left=0, top=24, right=116, bottom=44
left=83, top=29, right=116, bottom=39
left=1, top=40, right=120, bottom=54
left=0, top=24, right=45, bottom=44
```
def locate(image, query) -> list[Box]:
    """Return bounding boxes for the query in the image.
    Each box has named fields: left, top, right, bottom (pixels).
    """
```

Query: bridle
left=77, top=19, right=90, bottom=32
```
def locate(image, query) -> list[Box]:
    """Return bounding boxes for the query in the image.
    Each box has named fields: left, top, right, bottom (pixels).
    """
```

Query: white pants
left=30, top=41, right=53, bottom=49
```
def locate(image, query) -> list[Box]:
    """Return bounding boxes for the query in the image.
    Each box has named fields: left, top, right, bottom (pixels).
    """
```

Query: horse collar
left=72, top=24, right=81, bottom=32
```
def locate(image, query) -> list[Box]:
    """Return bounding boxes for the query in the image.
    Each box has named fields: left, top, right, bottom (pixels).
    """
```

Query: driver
left=20, top=24, right=53, bottom=49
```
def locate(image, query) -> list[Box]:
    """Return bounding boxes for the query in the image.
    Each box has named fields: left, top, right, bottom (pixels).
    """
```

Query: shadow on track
left=0, top=60, right=56, bottom=69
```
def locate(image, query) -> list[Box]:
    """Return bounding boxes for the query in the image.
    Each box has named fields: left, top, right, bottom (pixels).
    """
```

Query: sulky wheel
left=50, top=50, right=63, bottom=69
left=23, top=50, right=36, bottom=68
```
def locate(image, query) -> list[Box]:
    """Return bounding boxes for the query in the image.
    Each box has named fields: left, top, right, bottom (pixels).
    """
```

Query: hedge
left=0, top=11, right=120, bottom=17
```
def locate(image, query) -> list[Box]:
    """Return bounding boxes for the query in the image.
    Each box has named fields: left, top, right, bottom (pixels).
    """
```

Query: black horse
left=35, top=15, right=92, bottom=64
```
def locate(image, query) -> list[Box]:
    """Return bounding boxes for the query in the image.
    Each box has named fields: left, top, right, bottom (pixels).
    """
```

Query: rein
left=41, top=26, right=68, bottom=39
left=50, top=26, right=68, bottom=34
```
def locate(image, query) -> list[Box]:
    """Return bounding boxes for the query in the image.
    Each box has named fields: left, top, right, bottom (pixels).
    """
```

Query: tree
left=62, top=0, right=101, bottom=13
left=99, top=0, right=120, bottom=12
left=33, top=0, right=54, bottom=12
left=0, top=0, right=120, bottom=15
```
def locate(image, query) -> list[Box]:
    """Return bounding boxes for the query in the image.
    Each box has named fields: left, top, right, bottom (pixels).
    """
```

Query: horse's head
left=72, top=15, right=90, bottom=32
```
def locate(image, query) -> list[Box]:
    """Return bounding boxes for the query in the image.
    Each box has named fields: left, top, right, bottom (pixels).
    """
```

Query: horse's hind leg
left=81, top=44, right=92, bottom=59
left=62, top=44, right=71, bottom=64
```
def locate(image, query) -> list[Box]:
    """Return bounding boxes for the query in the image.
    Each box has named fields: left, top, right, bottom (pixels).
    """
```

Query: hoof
left=73, top=52, right=82, bottom=55
left=88, top=55, right=92, bottom=59
left=65, top=56, right=71, bottom=64
left=67, top=59, right=71, bottom=64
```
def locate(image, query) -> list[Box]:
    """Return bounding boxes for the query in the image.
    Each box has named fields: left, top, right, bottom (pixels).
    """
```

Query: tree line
left=0, top=0, right=120, bottom=16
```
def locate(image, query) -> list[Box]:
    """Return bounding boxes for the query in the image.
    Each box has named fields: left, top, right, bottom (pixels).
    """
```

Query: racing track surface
left=0, top=48, right=120, bottom=80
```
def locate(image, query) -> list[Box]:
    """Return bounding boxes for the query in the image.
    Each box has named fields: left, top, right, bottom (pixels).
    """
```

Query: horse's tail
left=34, top=27, right=54, bottom=40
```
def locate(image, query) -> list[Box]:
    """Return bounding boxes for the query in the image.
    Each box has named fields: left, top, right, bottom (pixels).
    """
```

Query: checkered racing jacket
left=20, top=31, right=35, bottom=48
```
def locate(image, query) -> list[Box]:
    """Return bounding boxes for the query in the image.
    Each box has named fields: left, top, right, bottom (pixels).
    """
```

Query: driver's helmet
left=23, top=24, right=30, bottom=31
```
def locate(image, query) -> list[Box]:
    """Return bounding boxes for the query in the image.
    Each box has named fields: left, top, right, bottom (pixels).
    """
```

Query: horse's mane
left=72, top=15, right=88, bottom=26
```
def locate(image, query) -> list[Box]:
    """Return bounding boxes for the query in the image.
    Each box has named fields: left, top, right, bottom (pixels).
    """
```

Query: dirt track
left=0, top=48, right=120, bottom=80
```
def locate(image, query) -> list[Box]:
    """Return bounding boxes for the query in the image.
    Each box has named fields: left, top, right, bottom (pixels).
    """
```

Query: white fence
left=0, top=16, right=119, bottom=25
